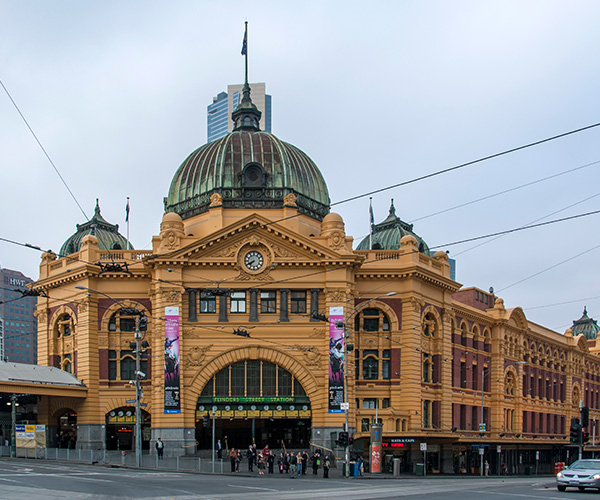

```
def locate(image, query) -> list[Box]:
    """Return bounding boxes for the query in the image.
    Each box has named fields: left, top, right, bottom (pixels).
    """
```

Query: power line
left=429, top=209, right=600, bottom=249
left=0, top=77, right=88, bottom=220
left=496, top=243, right=600, bottom=293
left=410, top=159, right=600, bottom=223
left=452, top=191, right=600, bottom=257
left=331, top=122, right=600, bottom=207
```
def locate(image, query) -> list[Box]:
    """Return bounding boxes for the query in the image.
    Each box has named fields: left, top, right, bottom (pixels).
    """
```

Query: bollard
left=121, top=450, right=126, bottom=466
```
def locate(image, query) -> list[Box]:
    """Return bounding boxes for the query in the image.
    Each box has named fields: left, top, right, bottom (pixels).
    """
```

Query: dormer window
left=241, top=163, right=267, bottom=188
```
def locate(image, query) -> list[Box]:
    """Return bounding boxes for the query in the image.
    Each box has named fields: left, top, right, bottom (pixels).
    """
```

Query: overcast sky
left=1, top=0, right=599, bottom=333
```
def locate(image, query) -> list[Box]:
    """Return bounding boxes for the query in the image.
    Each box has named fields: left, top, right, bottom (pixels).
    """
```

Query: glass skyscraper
left=207, top=83, right=271, bottom=142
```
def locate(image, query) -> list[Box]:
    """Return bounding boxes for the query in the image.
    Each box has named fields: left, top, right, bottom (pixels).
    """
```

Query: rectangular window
left=290, top=291, right=307, bottom=314
left=108, top=350, right=117, bottom=380
left=230, top=291, right=246, bottom=313
left=362, top=398, right=377, bottom=409
left=260, top=291, right=277, bottom=313
left=278, top=366, right=292, bottom=396
left=423, top=400, right=431, bottom=428
left=200, top=292, right=216, bottom=314
left=361, top=418, right=370, bottom=432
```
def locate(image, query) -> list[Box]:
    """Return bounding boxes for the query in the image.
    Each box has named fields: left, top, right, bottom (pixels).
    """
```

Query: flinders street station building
left=29, top=80, right=600, bottom=475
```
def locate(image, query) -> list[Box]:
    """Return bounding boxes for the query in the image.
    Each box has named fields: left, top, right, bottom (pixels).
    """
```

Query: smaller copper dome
left=59, top=200, right=131, bottom=256
left=356, top=200, right=430, bottom=254
left=571, top=307, right=600, bottom=340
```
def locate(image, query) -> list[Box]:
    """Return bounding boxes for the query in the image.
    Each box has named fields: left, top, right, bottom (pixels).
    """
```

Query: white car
left=557, top=459, right=600, bottom=491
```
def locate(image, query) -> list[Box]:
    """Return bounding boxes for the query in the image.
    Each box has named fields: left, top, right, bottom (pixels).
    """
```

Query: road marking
left=226, top=484, right=280, bottom=492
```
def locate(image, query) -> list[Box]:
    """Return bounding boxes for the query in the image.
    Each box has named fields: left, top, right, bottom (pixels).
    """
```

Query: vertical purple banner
left=164, top=306, right=181, bottom=414
left=328, top=306, right=345, bottom=413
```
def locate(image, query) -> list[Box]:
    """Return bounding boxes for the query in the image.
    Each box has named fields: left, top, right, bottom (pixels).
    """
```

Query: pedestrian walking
left=155, top=437, right=164, bottom=459
left=229, top=448, right=237, bottom=472
left=323, top=456, right=330, bottom=478
left=301, top=450, right=308, bottom=475
left=258, top=453, right=266, bottom=475
left=247, top=445, right=254, bottom=472
left=297, top=452, right=303, bottom=476
left=357, top=456, right=364, bottom=476
left=311, top=450, right=320, bottom=475
left=216, top=439, right=222, bottom=459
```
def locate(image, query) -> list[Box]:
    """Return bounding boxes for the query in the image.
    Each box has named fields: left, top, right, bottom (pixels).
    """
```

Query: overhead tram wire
left=0, top=77, right=88, bottom=220
left=496, top=242, right=600, bottom=293
left=452, top=190, right=600, bottom=257
left=524, top=295, right=600, bottom=311
left=429, top=209, right=600, bottom=250
left=410, top=159, right=600, bottom=224
left=331, top=122, right=600, bottom=207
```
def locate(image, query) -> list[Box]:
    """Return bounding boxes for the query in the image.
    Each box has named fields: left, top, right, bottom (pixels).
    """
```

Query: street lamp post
left=75, top=286, right=146, bottom=467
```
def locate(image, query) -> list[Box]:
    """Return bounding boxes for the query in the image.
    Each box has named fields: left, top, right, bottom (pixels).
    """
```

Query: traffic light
left=337, top=431, right=349, bottom=447
left=348, top=437, right=354, bottom=446
left=570, top=417, right=582, bottom=444
left=203, top=414, right=210, bottom=428
left=583, top=431, right=590, bottom=444
left=581, top=407, right=590, bottom=427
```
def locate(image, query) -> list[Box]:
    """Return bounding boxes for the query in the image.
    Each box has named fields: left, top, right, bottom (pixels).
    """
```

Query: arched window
left=362, top=351, right=379, bottom=380
left=505, top=372, right=516, bottom=396
left=56, top=313, right=73, bottom=338
left=422, top=353, right=433, bottom=383
left=108, top=309, right=147, bottom=333
left=461, top=323, right=468, bottom=346
left=354, top=308, right=390, bottom=332
left=423, top=312, right=438, bottom=337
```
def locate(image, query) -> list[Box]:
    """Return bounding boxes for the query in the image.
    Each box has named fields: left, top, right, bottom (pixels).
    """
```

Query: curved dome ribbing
left=165, top=130, right=330, bottom=221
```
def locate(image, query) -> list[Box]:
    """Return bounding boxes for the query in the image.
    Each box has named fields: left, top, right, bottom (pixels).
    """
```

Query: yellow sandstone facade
left=32, top=83, right=600, bottom=474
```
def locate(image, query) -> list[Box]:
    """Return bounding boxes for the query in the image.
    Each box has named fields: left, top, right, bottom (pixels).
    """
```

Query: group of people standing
left=225, top=444, right=331, bottom=478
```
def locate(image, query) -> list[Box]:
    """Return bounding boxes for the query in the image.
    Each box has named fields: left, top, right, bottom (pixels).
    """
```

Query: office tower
left=0, top=267, right=37, bottom=363
left=207, top=83, right=271, bottom=142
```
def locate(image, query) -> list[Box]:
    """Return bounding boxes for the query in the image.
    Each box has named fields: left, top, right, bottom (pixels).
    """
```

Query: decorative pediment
left=155, top=214, right=354, bottom=267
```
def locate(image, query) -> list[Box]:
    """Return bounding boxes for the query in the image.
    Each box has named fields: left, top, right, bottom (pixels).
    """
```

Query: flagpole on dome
left=369, top=198, right=373, bottom=249
left=241, top=21, right=248, bottom=86
left=125, top=197, right=131, bottom=250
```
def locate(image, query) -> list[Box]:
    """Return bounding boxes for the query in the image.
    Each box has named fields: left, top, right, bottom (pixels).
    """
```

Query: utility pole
left=10, top=393, right=17, bottom=457
left=134, top=314, right=143, bottom=468
left=480, top=367, right=486, bottom=477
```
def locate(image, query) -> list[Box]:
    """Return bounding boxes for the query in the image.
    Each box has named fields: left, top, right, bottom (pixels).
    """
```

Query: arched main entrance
left=196, top=360, right=311, bottom=450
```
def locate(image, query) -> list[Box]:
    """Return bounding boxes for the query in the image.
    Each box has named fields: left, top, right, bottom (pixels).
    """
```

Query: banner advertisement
left=328, top=306, right=345, bottom=413
left=371, top=443, right=382, bottom=473
left=164, top=306, right=181, bottom=414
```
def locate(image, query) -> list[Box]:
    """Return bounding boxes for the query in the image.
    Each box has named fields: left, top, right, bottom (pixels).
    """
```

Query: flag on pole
left=369, top=198, right=374, bottom=250
left=241, top=23, right=248, bottom=55
left=125, top=197, right=130, bottom=222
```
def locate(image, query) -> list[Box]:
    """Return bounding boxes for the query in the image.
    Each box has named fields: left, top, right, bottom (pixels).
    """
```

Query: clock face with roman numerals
left=244, top=250, right=264, bottom=271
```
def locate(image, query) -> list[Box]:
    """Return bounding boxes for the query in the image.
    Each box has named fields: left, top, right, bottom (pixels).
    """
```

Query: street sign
left=340, top=402, right=349, bottom=410
left=479, top=423, right=486, bottom=432
left=536, top=451, right=540, bottom=460
left=126, top=400, right=136, bottom=403
left=479, top=447, right=484, bottom=455
left=497, top=445, right=501, bottom=453
left=420, top=442, right=427, bottom=451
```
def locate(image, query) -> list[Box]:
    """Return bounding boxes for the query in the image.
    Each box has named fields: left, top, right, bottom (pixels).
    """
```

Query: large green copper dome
left=164, top=84, right=330, bottom=221
left=356, top=200, right=430, bottom=254
left=59, top=200, right=131, bottom=256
